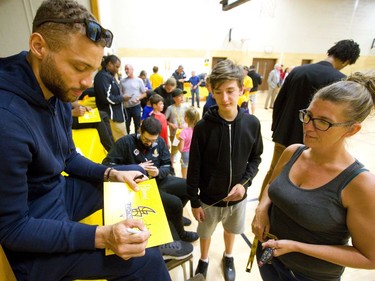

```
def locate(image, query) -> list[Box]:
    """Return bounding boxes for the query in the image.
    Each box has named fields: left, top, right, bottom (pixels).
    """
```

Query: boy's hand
left=223, top=184, right=245, bottom=202
left=192, top=207, right=205, bottom=223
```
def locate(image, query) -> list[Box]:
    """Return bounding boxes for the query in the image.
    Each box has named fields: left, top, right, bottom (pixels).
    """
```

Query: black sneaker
left=183, top=216, right=192, bottom=226
left=159, top=240, right=193, bottom=260
left=222, top=255, right=235, bottom=281
left=195, top=259, right=209, bottom=278
left=180, top=230, right=199, bottom=242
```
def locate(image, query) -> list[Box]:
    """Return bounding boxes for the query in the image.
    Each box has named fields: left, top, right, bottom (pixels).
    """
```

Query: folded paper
left=103, top=179, right=172, bottom=255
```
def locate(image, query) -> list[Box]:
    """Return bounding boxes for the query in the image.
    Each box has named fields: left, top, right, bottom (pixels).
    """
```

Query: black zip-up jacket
left=187, top=106, right=263, bottom=208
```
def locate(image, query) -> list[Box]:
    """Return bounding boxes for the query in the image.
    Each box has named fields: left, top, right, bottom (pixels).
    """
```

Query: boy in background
left=141, top=91, right=155, bottom=121
left=187, top=60, right=263, bottom=281
left=149, top=94, right=169, bottom=149
left=165, top=88, right=189, bottom=165
left=237, top=66, right=253, bottom=114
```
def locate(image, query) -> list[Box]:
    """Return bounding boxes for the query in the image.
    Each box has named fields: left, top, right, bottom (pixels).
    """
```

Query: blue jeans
left=125, top=104, right=142, bottom=134
left=191, top=87, right=200, bottom=107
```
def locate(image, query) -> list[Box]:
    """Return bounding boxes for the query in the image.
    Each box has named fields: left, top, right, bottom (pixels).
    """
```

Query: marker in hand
left=133, top=174, right=145, bottom=181
left=126, top=228, right=141, bottom=234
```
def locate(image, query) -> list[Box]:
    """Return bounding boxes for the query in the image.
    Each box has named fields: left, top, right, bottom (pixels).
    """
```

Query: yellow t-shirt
left=243, top=75, right=253, bottom=99
left=150, top=73, right=164, bottom=89
left=238, top=76, right=253, bottom=107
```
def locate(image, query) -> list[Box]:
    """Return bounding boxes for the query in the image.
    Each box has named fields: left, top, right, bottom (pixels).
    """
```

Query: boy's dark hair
left=153, top=66, right=159, bottom=73
left=327, top=39, right=360, bottom=65
left=141, top=117, right=162, bottom=135
left=149, top=94, right=164, bottom=106
left=208, top=59, right=244, bottom=90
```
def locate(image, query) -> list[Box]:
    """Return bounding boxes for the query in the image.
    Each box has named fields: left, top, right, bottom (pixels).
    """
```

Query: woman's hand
left=261, top=239, right=296, bottom=257
left=251, top=207, right=270, bottom=242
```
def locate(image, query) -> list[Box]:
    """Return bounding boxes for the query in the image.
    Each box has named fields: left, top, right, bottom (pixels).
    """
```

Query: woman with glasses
left=252, top=71, right=375, bottom=281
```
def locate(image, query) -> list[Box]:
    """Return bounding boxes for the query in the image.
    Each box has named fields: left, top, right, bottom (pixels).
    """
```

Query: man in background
left=150, top=66, right=164, bottom=89
left=120, top=64, right=147, bottom=134
left=260, top=39, right=360, bottom=197
left=172, top=65, right=186, bottom=90
left=247, top=65, right=262, bottom=115
left=154, top=77, right=177, bottom=114
left=264, top=63, right=281, bottom=109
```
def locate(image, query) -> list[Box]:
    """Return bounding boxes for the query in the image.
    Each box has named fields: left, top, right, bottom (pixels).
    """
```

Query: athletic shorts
left=197, top=199, right=247, bottom=239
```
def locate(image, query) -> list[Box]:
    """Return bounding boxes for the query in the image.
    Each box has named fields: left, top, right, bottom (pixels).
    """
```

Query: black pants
left=158, top=176, right=190, bottom=240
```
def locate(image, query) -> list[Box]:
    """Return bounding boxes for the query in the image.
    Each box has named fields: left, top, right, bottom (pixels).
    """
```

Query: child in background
left=178, top=107, right=200, bottom=178
left=149, top=94, right=169, bottom=148
left=141, top=91, right=155, bottom=121
left=237, top=66, right=253, bottom=114
left=165, top=88, right=188, bottom=164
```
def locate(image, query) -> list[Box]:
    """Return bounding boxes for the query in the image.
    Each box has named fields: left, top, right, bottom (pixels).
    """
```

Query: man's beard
left=140, top=141, right=152, bottom=151
left=40, top=53, right=77, bottom=102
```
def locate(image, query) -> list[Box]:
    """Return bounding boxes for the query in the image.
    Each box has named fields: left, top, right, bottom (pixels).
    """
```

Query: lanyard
left=246, top=232, right=278, bottom=273
left=202, top=177, right=252, bottom=211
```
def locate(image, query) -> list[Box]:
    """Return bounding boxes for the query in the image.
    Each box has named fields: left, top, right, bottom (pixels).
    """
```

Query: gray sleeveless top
left=268, top=145, right=367, bottom=281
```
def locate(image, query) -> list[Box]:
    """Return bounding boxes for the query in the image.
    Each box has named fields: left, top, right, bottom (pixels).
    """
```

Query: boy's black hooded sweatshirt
left=187, top=105, right=263, bottom=208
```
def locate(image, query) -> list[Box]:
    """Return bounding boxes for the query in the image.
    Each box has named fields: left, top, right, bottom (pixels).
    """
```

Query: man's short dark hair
left=141, top=117, right=162, bottom=135
left=327, top=39, right=360, bottom=65
left=32, top=0, right=96, bottom=51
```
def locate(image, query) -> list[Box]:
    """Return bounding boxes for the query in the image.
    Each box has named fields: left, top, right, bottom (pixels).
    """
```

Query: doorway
left=251, top=58, right=277, bottom=91
left=212, top=57, right=227, bottom=69
left=301, top=59, right=312, bottom=65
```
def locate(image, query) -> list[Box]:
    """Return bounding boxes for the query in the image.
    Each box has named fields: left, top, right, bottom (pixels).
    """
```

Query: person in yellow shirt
left=150, top=66, right=164, bottom=89
left=238, top=66, right=253, bottom=113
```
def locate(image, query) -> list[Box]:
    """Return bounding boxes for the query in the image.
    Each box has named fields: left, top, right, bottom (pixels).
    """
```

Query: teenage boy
left=187, top=60, right=263, bottom=281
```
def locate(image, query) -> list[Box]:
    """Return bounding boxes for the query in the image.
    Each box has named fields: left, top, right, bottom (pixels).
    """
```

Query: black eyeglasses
left=33, top=18, right=113, bottom=48
left=299, top=109, right=354, bottom=131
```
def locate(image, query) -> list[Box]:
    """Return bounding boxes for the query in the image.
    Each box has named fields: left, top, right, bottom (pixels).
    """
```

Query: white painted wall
left=0, top=0, right=90, bottom=57
left=1, top=0, right=374, bottom=60
left=101, top=0, right=375, bottom=55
